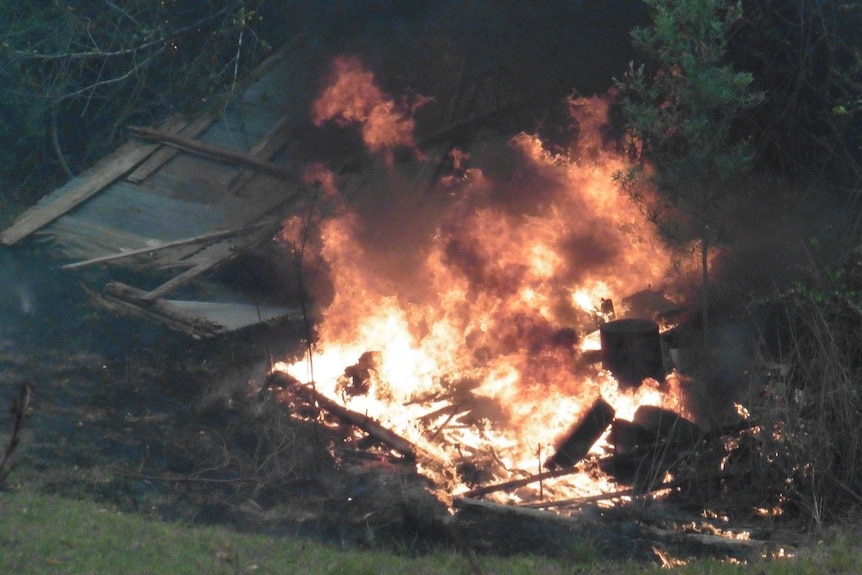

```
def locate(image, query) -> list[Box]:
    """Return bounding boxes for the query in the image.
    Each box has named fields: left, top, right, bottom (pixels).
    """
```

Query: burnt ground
left=0, top=245, right=797, bottom=565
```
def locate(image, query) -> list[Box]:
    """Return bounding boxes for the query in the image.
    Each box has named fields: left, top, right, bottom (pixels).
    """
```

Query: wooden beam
left=279, top=374, right=419, bottom=460
left=125, top=113, right=216, bottom=183
left=461, top=466, right=583, bottom=499
left=228, top=115, right=296, bottom=193
left=96, top=282, right=221, bottom=338
left=128, top=125, right=297, bottom=181
left=137, top=221, right=276, bottom=301
left=141, top=246, right=234, bottom=302
left=61, top=221, right=274, bottom=270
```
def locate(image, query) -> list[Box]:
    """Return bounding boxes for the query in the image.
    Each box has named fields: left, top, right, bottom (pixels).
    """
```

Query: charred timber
left=632, top=405, right=699, bottom=448
left=544, top=397, right=615, bottom=470
left=268, top=372, right=418, bottom=461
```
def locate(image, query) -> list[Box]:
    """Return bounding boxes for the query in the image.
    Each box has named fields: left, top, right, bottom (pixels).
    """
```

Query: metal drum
left=599, top=318, right=664, bottom=388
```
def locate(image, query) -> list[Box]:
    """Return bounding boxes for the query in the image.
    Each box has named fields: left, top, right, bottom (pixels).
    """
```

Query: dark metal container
left=600, top=318, right=664, bottom=388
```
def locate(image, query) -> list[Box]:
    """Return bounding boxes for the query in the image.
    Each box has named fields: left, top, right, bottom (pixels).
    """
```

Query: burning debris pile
left=258, top=55, right=715, bottom=513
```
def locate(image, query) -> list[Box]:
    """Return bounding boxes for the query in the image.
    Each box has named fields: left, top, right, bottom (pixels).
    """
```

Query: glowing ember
left=277, top=57, right=699, bottom=502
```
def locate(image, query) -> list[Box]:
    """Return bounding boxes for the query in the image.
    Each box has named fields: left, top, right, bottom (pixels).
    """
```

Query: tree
left=731, top=0, right=862, bottom=191
left=613, top=0, right=763, bottom=357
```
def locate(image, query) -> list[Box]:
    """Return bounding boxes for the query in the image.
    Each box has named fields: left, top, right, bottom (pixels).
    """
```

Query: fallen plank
left=142, top=250, right=233, bottom=302
left=61, top=221, right=274, bottom=270
left=96, top=282, right=298, bottom=337
left=161, top=300, right=301, bottom=332
left=128, top=125, right=297, bottom=181
left=521, top=476, right=687, bottom=510
left=140, top=221, right=278, bottom=300
left=0, top=133, right=179, bottom=246
left=96, top=282, right=222, bottom=338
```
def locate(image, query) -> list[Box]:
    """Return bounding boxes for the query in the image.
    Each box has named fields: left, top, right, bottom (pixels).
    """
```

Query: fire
left=276, top=57, right=698, bottom=502
left=311, top=55, right=431, bottom=165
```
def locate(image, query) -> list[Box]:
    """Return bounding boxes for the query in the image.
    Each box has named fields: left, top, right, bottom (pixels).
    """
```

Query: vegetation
left=614, top=0, right=862, bottom=528
left=613, top=0, right=764, bottom=356
left=4, top=490, right=862, bottom=575
left=731, top=0, right=862, bottom=191
left=0, top=1, right=276, bottom=202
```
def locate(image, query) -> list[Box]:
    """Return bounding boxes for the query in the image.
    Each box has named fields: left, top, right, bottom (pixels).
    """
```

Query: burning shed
left=1, top=6, right=761, bottom=555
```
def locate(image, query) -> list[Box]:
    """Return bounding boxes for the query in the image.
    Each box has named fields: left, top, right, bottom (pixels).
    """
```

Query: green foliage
left=0, top=1, right=275, bottom=197
left=615, top=0, right=763, bottom=235
left=731, top=0, right=862, bottom=188
left=614, top=0, right=765, bottom=357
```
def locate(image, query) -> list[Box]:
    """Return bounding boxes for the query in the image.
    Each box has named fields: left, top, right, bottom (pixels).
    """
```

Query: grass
left=0, top=489, right=592, bottom=575
left=3, top=489, right=862, bottom=575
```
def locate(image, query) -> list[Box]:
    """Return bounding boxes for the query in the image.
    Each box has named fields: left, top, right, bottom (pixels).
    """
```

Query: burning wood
left=544, top=397, right=615, bottom=470
left=340, top=350, right=382, bottom=396
left=267, top=371, right=418, bottom=460
left=265, top=73, right=711, bottom=511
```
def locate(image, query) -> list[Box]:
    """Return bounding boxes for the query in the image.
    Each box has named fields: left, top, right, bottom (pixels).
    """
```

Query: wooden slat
left=140, top=221, right=277, bottom=300
left=125, top=113, right=216, bottom=183
left=98, top=282, right=221, bottom=338
left=97, top=281, right=299, bottom=337
left=1, top=142, right=154, bottom=245
left=166, top=300, right=301, bottom=332
left=128, top=125, right=297, bottom=181
left=141, top=243, right=236, bottom=301
left=61, top=220, right=275, bottom=270
left=0, top=118, right=195, bottom=246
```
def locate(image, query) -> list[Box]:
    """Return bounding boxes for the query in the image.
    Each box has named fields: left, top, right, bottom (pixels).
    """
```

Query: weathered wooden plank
left=126, top=113, right=216, bottom=183
left=61, top=220, right=275, bottom=269
left=165, top=300, right=301, bottom=332
left=97, top=282, right=222, bottom=338
left=158, top=153, right=242, bottom=196
left=2, top=141, right=158, bottom=245
left=38, top=215, right=154, bottom=260
left=97, top=280, right=299, bottom=336
left=141, top=243, right=236, bottom=301
left=129, top=125, right=297, bottom=181
left=0, top=115, right=204, bottom=245
left=140, top=220, right=277, bottom=299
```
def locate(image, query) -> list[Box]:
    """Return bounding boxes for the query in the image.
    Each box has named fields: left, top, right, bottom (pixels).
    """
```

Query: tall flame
left=279, top=61, right=694, bottom=499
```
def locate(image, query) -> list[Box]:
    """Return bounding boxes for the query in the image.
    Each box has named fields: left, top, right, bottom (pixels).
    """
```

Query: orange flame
left=280, top=90, right=695, bottom=499
left=311, top=55, right=430, bottom=165
left=302, top=163, right=339, bottom=198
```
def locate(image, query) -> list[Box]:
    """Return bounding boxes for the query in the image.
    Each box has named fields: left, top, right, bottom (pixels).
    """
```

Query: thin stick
left=461, top=465, right=583, bottom=499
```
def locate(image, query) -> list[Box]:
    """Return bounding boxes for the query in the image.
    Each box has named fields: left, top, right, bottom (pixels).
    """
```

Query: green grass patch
left=2, top=490, right=861, bottom=574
